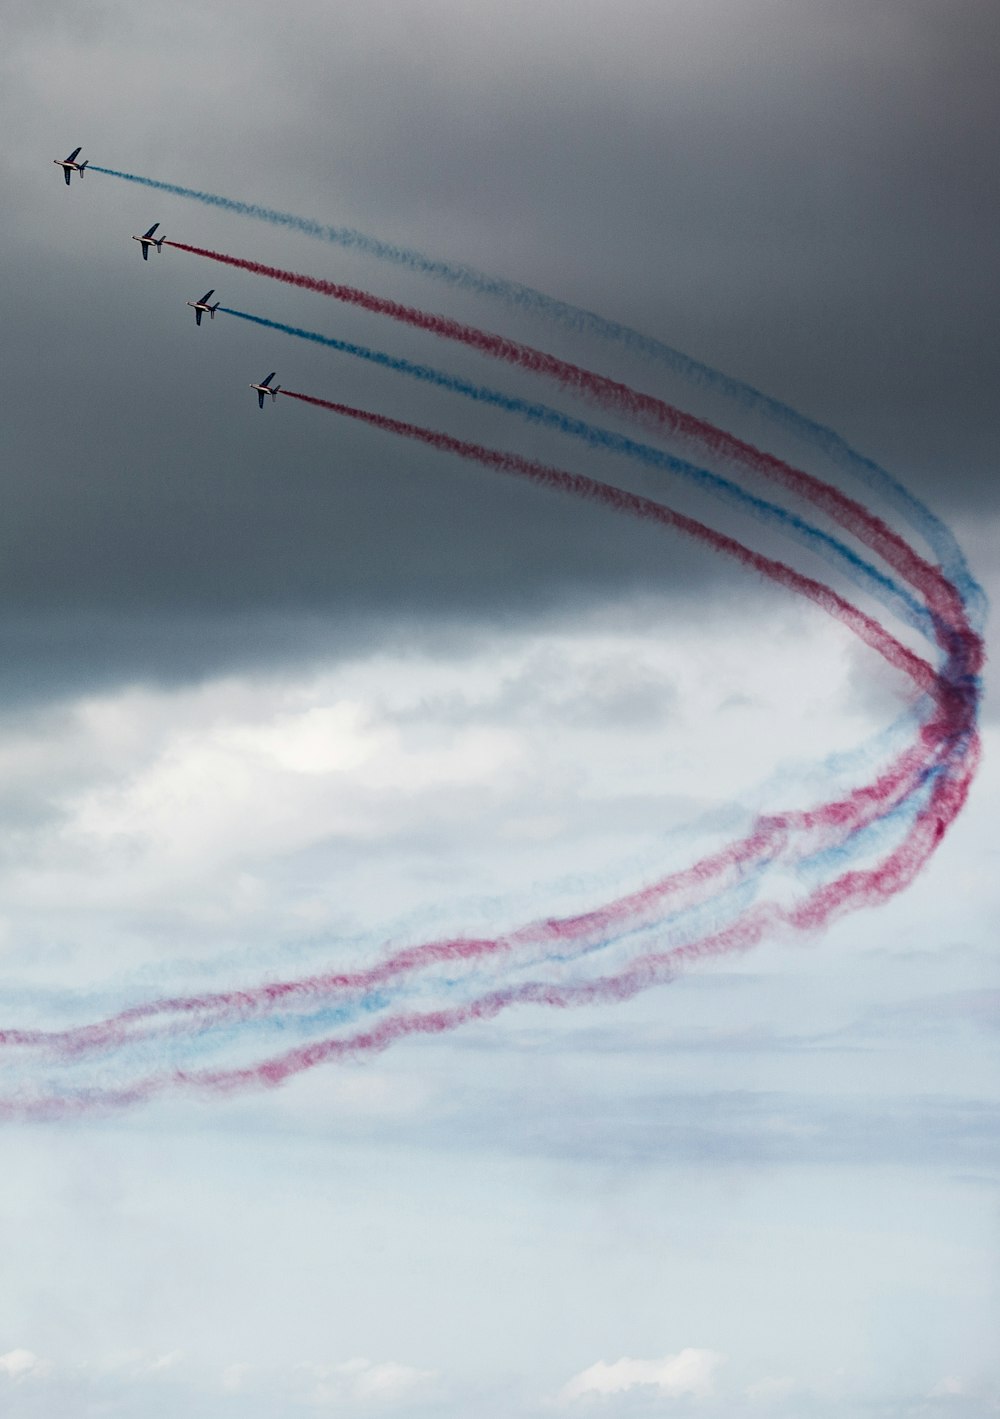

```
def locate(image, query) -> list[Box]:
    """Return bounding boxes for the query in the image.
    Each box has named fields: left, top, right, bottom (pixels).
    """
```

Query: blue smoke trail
left=89, top=165, right=984, bottom=618
left=222, top=306, right=935, bottom=641
left=795, top=765, right=941, bottom=885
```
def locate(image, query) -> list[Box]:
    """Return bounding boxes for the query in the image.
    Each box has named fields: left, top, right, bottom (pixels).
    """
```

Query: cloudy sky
left=1, top=1, right=998, bottom=1414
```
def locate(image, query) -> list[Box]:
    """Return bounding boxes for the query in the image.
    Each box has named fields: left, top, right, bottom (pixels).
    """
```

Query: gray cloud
left=421, top=1075, right=1000, bottom=1170
left=1, top=0, right=994, bottom=705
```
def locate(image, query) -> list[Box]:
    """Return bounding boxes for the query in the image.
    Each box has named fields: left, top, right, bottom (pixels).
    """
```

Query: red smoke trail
left=164, top=241, right=964, bottom=637
left=283, top=391, right=942, bottom=690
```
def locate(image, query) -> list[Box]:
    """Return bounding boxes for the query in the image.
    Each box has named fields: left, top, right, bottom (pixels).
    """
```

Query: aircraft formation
left=58, top=149, right=276, bottom=410
left=24, top=145, right=981, bottom=1113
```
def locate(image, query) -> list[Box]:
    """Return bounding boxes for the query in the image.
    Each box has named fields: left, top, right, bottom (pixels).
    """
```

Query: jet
left=54, top=147, right=88, bottom=185
left=187, top=290, right=220, bottom=326
left=250, top=372, right=281, bottom=408
left=132, top=223, right=165, bottom=260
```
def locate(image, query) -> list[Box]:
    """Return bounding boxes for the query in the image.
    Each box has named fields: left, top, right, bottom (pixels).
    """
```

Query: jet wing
left=143, top=223, right=159, bottom=238
left=64, top=167, right=72, bottom=186
left=141, top=244, right=149, bottom=260
left=261, top=373, right=275, bottom=387
left=65, top=147, right=82, bottom=163
left=195, top=309, right=203, bottom=326
left=199, top=290, right=214, bottom=304
left=257, top=390, right=266, bottom=409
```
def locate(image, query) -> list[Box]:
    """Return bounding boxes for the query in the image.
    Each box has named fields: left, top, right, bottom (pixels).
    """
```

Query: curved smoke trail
left=160, top=238, right=967, bottom=646
left=2, top=391, right=980, bottom=1115
left=217, top=305, right=934, bottom=641
left=90, top=165, right=983, bottom=611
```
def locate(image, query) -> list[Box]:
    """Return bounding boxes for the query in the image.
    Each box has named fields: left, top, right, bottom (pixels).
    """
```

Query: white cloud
left=221, top=1363, right=252, bottom=1393
left=745, top=1375, right=796, bottom=1404
left=146, top=1349, right=184, bottom=1372
left=560, top=1346, right=725, bottom=1402
left=348, top=1358, right=435, bottom=1401
left=0, top=1349, right=43, bottom=1381
left=0, top=601, right=883, bottom=974
left=304, top=1356, right=436, bottom=1407
left=928, top=1376, right=967, bottom=1398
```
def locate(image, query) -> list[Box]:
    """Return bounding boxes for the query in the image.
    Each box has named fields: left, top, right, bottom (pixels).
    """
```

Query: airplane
left=187, top=290, right=220, bottom=326
left=249, top=372, right=281, bottom=408
left=54, top=147, right=88, bottom=185
left=132, top=223, right=165, bottom=260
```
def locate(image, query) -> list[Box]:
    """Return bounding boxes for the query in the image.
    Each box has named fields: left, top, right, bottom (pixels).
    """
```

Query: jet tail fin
left=78, top=160, right=88, bottom=176
left=271, top=385, right=281, bottom=400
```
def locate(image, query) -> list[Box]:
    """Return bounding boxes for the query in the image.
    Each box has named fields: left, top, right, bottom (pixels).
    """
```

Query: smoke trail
left=91, top=167, right=982, bottom=606
left=169, top=242, right=966, bottom=640
left=221, top=306, right=934, bottom=640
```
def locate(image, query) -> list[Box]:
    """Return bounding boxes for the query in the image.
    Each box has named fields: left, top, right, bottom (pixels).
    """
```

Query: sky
left=1, top=0, right=998, bottom=1414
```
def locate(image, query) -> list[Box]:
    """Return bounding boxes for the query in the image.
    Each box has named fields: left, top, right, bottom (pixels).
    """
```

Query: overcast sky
left=1, top=2, right=997, bottom=1416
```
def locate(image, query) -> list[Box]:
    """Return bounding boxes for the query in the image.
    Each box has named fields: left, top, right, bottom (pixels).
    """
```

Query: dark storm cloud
left=0, top=198, right=753, bottom=702
left=1, top=0, right=995, bottom=703
left=253, top=0, right=999, bottom=503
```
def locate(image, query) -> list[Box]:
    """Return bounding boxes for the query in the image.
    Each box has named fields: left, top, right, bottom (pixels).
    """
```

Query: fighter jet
left=132, top=223, right=165, bottom=260
left=250, top=372, right=281, bottom=408
left=187, top=290, right=220, bottom=326
left=54, top=147, right=88, bottom=185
